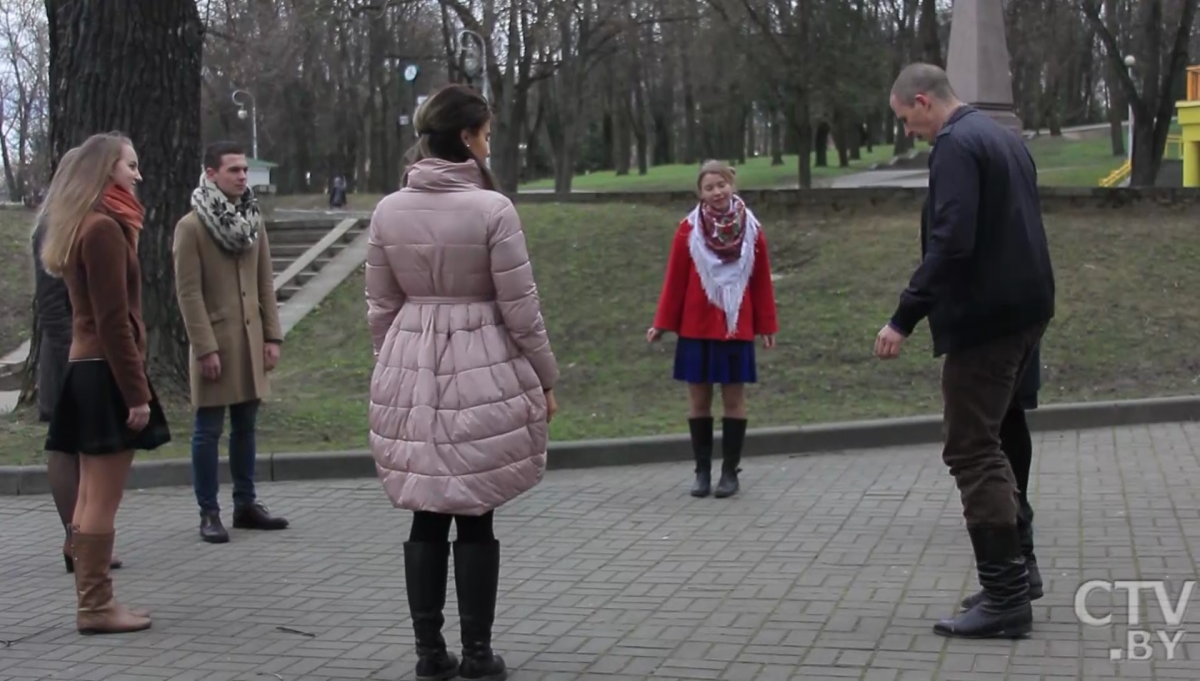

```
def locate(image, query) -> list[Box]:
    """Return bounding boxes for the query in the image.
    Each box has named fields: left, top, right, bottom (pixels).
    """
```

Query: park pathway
left=3, top=423, right=1200, bottom=680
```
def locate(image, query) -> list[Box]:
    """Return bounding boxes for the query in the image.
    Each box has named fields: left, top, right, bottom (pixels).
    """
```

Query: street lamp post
left=457, top=29, right=489, bottom=104
left=1124, top=55, right=1136, bottom=162
left=232, top=89, right=258, bottom=159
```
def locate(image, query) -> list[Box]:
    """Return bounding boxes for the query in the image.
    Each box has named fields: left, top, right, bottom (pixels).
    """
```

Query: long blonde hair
left=39, top=132, right=133, bottom=277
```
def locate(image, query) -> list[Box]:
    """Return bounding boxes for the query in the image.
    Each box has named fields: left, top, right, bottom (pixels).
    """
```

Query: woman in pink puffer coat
left=365, top=83, right=559, bottom=681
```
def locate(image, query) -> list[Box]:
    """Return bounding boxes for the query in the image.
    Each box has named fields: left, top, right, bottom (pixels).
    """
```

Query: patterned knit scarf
left=190, top=173, right=262, bottom=255
left=699, top=195, right=747, bottom=263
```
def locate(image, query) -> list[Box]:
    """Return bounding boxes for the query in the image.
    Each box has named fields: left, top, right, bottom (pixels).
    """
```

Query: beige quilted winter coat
left=365, top=158, right=559, bottom=516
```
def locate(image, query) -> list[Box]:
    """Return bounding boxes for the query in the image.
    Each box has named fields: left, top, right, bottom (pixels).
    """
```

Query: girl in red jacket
left=647, top=160, right=778, bottom=499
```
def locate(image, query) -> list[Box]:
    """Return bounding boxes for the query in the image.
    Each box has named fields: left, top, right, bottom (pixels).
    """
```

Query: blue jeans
left=191, top=400, right=259, bottom=515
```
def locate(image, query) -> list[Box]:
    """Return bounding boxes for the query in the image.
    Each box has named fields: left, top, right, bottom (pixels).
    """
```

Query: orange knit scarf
left=99, top=184, right=145, bottom=234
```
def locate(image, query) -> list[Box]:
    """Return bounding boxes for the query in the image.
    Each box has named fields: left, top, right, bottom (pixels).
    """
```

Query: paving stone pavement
left=3, top=423, right=1200, bottom=680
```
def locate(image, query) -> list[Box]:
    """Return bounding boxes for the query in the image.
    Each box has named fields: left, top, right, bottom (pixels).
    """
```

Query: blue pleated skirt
left=673, top=337, right=757, bottom=385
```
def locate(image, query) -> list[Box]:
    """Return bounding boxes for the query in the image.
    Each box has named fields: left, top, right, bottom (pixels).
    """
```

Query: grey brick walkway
left=3, top=423, right=1200, bottom=680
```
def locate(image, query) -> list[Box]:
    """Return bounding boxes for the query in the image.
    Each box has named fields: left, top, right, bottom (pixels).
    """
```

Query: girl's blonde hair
left=696, top=159, right=736, bottom=190
left=39, top=132, right=133, bottom=277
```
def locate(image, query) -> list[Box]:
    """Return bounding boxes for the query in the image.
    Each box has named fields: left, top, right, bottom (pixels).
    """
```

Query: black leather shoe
left=200, top=512, right=230, bottom=544
left=935, top=525, right=1032, bottom=639
left=232, top=501, right=289, bottom=530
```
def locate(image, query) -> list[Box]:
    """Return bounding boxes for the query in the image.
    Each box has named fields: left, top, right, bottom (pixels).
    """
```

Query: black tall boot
left=935, top=525, right=1032, bottom=639
left=688, top=417, right=714, bottom=497
left=714, top=417, right=746, bottom=498
left=454, top=541, right=507, bottom=681
left=960, top=505, right=1043, bottom=610
left=404, top=542, right=459, bottom=681
left=1017, top=504, right=1043, bottom=598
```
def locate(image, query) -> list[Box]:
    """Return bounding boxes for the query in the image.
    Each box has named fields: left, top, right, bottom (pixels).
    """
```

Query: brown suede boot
left=64, top=524, right=123, bottom=573
left=73, top=529, right=151, bottom=635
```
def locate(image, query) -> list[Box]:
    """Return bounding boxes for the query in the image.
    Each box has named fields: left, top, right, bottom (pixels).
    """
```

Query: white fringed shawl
left=685, top=202, right=760, bottom=337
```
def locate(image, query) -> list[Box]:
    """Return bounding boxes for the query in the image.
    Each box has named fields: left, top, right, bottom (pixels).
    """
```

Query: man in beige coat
left=173, top=141, right=289, bottom=544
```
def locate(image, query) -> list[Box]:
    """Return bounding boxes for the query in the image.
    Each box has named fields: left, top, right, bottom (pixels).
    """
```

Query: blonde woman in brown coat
left=40, top=132, right=171, bottom=635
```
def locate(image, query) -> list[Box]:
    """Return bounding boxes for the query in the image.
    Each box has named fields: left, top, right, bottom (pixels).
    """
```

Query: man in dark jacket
left=874, top=63, right=1055, bottom=639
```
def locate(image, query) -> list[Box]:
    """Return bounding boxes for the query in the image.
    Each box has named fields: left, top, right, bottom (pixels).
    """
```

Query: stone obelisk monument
left=945, top=0, right=1023, bottom=136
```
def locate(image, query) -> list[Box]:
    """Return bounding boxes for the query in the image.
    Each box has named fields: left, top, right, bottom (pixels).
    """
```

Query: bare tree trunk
left=615, top=64, right=632, bottom=175
left=769, top=109, right=783, bottom=165
left=918, top=0, right=941, bottom=66
left=27, top=0, right=203, bottom=403
left=813, top=120, right=829, bottom=167
left=1103, top=0, right=1125, bottom=156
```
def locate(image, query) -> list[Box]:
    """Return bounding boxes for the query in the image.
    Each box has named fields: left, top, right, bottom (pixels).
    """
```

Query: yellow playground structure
left=1175, top=64, right=1200, bottom=187
left=1100, top=64, right=1196, bottom=188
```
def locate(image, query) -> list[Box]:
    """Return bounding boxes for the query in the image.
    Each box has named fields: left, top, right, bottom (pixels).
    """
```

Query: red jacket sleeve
left=652, top=222, right=692, bottom=333
left=750, top=230, right=778, bottom=335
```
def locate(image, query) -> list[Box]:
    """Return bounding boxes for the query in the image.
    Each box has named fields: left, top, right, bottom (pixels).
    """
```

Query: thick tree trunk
left=814, top=121, right=829, bottom=167
left=1103, top=0, right=1125, bottom=156
left=918, top=0, right=942, bottom=66
left=25, top=0, right=203, bottom=405
left=615, top=76, right=632, bottom=175
left=769, top=111, right=783, bottom=166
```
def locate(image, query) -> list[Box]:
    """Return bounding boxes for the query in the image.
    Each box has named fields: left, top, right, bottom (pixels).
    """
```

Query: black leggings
left=1000, top=404, right=1033, bottom=515
left=409, top=510, right=495, bottom=543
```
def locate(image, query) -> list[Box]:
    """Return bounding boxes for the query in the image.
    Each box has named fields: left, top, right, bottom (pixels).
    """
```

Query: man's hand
left=874, top=324, right=907, bottom=359
left=646, top=327, right=665, bottom=343
left=199, top=352, right=222, bottom=380
left=761, top=334, right=776, bottom=349
left=264, top=342, right=281, bottom=371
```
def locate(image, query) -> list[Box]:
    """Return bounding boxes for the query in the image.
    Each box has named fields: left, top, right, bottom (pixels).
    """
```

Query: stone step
left=269, top=224, right=340, bottom=244
left=273, top=254, right=333, bottom=275
left=276, top=284, right=302, bottom=303
left=271, top=242, right=317, bottom=258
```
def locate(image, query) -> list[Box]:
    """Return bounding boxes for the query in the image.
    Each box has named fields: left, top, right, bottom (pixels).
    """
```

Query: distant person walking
left=647, top=160, right=778, bottom=499
left=366, top=83, right=559, bottom=681
left=173, top=141, right=289, bottom=544
left=330, top=175, right=347, bottom=208
left=874, top=63, right=1055, bottom=639
left=40, top=132, right=172, bottom=634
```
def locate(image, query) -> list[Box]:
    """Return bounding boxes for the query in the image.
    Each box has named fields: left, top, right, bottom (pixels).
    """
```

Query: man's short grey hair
left=891, top=63, right=957, bottom=105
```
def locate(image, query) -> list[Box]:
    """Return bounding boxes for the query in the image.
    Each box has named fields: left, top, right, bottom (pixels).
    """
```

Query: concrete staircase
left=269, top=218, right=367, bottom=304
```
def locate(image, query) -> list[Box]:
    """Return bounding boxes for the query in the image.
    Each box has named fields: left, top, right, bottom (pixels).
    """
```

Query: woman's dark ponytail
left=403, top=83, right=497, bottom=191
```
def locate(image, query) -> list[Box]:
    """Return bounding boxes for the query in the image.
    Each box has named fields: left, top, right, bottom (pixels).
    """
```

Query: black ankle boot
left=960, top=515, right=1043, bottom=610
left=714, top=417, right=746, bottom=498
left=936, top=525, right=1032, bottom=639
left=454, top=540, right=507, bottom=681
left=405, top=542, right=459, bottom=680
left=688, top=417, right=714, bottom=497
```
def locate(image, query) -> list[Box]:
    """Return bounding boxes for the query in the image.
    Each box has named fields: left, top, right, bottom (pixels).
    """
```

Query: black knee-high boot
left=935, top=525, right=1032, bottom=639
left=960, top=409, right=1043, bottom=610
left=404, top=542, right=459, bottom=680
left=715, top=417, right=747, bottom=498
left=454, top=540, right=507, bottom=680
left=688, top=417, right=714, bottom=497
